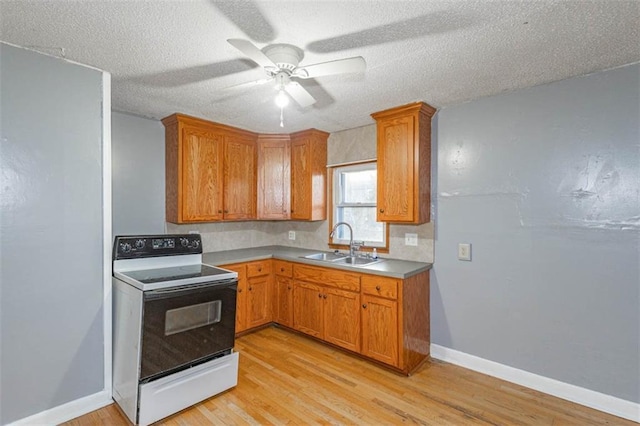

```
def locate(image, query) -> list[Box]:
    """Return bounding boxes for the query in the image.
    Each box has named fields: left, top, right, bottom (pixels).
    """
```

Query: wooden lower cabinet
left=222, top=258, right=429, bottom=374
left=361, top=294, right=398, bottom=366
left=274, top=260, right=294, bottom=327
left=323, top=287, right=360, bottom=353
left=247, top=274, right=271, bottom=329
left=221, top=260, right=272, bottom=334
left=293, top=280, right=324, bottom=338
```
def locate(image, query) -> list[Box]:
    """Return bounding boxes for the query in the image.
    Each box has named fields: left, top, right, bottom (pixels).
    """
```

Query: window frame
left=328, top=160, right=389, bottom=253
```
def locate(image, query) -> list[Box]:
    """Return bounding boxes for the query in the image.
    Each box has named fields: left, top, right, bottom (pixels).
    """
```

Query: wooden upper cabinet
left=224, top=134, right=257, bottom=220
left=181, top=126, right=224, bottom=222
left=371, top=102, right=436, bottom=224
left=257, top=135, right=291, bottom=220
left=290, top=129, right=329, bottom=221
left=164, top=113, right=328, bottom=223
left=163, top=113, right=257, bottom=223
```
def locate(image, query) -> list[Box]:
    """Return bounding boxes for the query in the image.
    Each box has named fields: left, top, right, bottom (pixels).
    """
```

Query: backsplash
left=168, top=123, right=435, bottom=263
left=166, top=219, right=433, bottom=263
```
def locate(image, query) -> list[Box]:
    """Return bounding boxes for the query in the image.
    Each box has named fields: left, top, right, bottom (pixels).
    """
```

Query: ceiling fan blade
left=294, top=57, right=366, bottom=79
left=227, top=39, right=277, bottom=69
left=284, top=82, right=316, bottom=107
left=223, top=77, right=273, bottom=91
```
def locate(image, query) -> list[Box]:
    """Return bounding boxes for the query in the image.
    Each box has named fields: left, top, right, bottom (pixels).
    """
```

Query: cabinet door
left=290, top=138, right=311, bottom=220
left=376, top=115, right=415, bottom=222
left=222, top=264, right=248, bottom=334
left=182, top=126, right=224, bottom=221
left=293, top=281, right=323, bottom=338
left=257, top=136, right=290, bottom=220
left=247, top=275, right=271, bottom=328
left=224, top=135, right=256, bottom=220
left=275, top=275, right=294, bottom=327
left=361, top=294, right=399, bottom=367
left=324, top=287, right=360, bottom=353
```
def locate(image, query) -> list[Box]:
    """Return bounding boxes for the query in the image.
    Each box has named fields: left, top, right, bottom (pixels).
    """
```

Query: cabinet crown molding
left=370, top=101, right=436, bottom=120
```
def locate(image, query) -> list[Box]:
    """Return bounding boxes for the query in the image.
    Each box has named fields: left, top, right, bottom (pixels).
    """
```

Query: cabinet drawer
left=274, top=260, right=293, bottom=277
left=220, top=263, right=246, bottom=280
left=362, top=275, right=398, bottom=300
left=247, top=260, right=271, bottom=277
left=294, top=264, right=360, bottom=292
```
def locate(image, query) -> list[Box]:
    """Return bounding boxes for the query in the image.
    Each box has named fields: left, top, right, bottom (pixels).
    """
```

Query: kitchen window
left=329, top=161, right=388, bottom=251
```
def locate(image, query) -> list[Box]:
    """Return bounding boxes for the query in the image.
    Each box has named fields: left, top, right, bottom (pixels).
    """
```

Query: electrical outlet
left=288, top=231, right=296, bottom=240
left=458, top=243, right=471, bottom=261
left=405, top=233, right=418, bottom=246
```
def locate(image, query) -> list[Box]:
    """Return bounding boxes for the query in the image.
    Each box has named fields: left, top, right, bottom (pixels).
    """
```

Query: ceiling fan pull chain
left=279, top=106, right=284, bottom=128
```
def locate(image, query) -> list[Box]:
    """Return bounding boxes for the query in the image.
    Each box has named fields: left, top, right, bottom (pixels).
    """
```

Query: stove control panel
left=113, top=234, right=203, bottom=259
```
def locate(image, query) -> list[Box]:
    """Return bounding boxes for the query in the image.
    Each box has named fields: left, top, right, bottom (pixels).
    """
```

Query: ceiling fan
left=227, top=39, right=366, bottom=108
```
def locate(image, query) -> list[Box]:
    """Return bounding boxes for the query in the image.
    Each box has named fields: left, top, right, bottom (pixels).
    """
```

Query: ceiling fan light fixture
left=275, top=89, right=289, bottom=108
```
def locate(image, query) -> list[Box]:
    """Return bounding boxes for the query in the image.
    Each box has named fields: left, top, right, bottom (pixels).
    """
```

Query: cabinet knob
left=224, top=210, right=228, bottom=213
left=287, top=286, right=291, bottom=290
left=218, top=210, right=222, bottom=213
left=376, top=285, right=381, bottom=291
left=379, top=209, right=384, bottom=213
left=238, top=289, right=242, bottom=293
left=318, top=293, right=322, bottom=298
left=362, top=303, right=367, bottom=309
left=249, top=286, right=252, bottom=291
left=258, top=268, right=262, bottom=272
left=323, top=294, right=327, bottom=299
left=280, top=268, right=285, bottom=272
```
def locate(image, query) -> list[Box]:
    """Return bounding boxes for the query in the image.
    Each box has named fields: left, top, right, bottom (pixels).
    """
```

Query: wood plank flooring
left=64, top=326, right=633, bottom=425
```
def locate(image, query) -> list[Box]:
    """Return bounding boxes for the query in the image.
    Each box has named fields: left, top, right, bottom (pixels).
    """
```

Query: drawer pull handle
left=362, top=304, right=367, bottom=309
left=376, top=285, right=381, bottom=291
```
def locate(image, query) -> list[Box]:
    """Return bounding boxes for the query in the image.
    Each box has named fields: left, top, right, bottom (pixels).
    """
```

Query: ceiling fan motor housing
left=262, top=44, right=304, bottom=73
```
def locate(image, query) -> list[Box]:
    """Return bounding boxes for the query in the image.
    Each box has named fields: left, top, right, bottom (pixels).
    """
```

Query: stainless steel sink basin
left=301, top=252, right=384, bottom=267
left=334, top=256, right=383, bottom=266
left=302, top=252, right=347, bottom=262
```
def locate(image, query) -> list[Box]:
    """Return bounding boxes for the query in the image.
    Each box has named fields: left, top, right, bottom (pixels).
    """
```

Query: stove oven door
left=140, top=279, right=237, bottom=382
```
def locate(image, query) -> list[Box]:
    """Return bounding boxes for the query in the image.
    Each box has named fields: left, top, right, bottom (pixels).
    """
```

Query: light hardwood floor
left=64, top=326, right=632, bottom=425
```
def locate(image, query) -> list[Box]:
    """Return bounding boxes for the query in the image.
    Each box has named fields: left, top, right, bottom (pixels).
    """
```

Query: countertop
left=203, top=245, right=432, bottom=279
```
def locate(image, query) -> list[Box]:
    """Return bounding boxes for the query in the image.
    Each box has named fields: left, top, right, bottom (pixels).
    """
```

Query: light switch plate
left=405, top=233, right=418, bottom=246
left=288, top=231, right=296, bottom=240
left=458, top=243, right=471, bottom=261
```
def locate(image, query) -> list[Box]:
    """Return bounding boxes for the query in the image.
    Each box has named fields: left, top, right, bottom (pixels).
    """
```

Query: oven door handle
left=144, top=279, right=238, bottom=300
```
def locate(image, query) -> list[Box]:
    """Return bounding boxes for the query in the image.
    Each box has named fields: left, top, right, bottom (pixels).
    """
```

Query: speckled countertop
left=203, top=245, right=431, bottom=279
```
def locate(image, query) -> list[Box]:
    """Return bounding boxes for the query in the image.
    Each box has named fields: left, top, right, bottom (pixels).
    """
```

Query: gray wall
left=112, top=111, right=165, bottom=237
left=433, top=63, right=640, bottom=402
left=0, top=44, right=106, bottom=422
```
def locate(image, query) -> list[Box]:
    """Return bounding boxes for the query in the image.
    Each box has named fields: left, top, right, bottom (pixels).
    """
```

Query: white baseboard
left=9, top=390, right=113, bottom=426
left=430, top=344, right=640, bottom=423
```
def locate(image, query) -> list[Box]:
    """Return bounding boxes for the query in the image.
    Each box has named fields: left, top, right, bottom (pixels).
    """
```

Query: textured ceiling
left=1, top=0, right=639, bottom=133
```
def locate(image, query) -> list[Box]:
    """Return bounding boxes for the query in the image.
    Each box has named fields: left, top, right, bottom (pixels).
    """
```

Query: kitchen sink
left=301, top=252, right=383, bottom=267
left=302, top=252, right=347, bottom=262
left=334, top=256, right=383, bottom=266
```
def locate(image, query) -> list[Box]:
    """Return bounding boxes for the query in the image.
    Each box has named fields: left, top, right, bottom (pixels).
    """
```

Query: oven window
left=165, top=300, right=222, bottom=336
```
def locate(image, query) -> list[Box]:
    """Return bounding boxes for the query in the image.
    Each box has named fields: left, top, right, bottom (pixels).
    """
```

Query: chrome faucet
left=330, top=222, right=358, bottom=257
